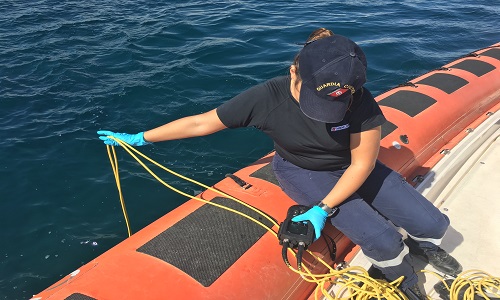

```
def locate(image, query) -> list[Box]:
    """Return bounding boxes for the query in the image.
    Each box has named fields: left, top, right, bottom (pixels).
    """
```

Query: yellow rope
left=106, top=145, right=131, bottom=237
left=104, top=138, right=408, bottom=298
left=103, top=137, right=499, bottom=300
left=423, top=269, right=500, bottom=300
left=107, top=136, right=279, bottom=229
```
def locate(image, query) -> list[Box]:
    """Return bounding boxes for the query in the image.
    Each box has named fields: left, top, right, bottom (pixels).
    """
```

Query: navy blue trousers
left=272, top=152, right=450, bottom=288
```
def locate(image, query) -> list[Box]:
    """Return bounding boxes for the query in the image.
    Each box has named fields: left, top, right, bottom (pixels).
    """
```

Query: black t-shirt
left=216, top=76, right=386, bottom=171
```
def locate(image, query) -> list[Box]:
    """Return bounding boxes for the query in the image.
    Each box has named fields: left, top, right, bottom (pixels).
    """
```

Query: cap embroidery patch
left=328, top=88, right=349, bottom=98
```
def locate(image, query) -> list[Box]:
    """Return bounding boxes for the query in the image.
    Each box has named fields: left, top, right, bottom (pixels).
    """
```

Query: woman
left=98, top=29, right=461, bottom=299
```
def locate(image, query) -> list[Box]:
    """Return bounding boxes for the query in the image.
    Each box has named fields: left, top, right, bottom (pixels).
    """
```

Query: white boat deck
left=339, top=111, right=500, bottom=299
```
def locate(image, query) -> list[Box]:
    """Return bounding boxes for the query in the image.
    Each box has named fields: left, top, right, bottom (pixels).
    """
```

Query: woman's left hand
left=97, top=131, right=151, bottom=147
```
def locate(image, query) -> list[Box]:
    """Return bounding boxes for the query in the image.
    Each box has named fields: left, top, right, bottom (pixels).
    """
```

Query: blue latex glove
left=292, top=206, right=328, bottom=241
left=97, top=130, right=151, bottom=147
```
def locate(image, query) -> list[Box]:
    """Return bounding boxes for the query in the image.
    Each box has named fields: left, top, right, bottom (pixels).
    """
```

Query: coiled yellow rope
left=104, top=138, right=499, bottom=300
left=423, top=269, right=500, bottom=300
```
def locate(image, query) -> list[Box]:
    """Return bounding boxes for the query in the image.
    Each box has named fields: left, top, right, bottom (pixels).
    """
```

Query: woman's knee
left=409, top=212, right=450, bottom=239
left=361, top=226, right=405, bottom=261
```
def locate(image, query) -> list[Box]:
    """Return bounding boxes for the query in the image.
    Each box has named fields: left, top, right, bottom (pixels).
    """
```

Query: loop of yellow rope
left=107, top=136, right=279, bottom=229
left=423, top=269, right=500, bottom=300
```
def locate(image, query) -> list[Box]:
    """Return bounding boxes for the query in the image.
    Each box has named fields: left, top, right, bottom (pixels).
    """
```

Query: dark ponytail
left=293, top=28, right=334, bottom=80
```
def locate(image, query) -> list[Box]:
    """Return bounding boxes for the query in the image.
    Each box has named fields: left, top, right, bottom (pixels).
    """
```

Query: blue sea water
left=0, top=0, right=498, bottom=298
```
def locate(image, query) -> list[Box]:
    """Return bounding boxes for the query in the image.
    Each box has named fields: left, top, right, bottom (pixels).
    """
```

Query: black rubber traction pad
left=381, top=120, right=398, bottom=139
left=137, top=197, right=274, bottom=287
left=415, top=73, right=468, bottom=94
left=449, top=59, right=495, bottom=77
left=65, top=293, right=97, bottom=300
left=378, top=90, right=437, bottom=117
left=480, top=48, right=500, bottom=60
left=249, top=162, right=280, bottom=186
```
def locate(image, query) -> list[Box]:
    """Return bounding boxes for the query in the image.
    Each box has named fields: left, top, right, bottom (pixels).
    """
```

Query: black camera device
left=278, top=205, right=315, bottom=249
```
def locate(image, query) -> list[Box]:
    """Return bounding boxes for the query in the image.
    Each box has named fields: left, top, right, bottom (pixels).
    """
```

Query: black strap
left=225, top=174, right=252, bottom=189
left=322, top=233, right=337, bottom=261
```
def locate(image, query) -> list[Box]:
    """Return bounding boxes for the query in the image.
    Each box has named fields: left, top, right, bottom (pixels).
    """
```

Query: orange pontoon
left=33, top=43, right=500, bottom=300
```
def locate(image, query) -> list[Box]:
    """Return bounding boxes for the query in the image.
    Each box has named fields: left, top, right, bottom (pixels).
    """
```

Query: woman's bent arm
left=321, top=126, right=381, bottom=208
left=143, top=109, right=227, bottom=142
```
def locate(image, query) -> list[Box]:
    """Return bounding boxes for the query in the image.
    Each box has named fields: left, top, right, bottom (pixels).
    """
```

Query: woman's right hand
left=97, top=130, right=151, bottom=147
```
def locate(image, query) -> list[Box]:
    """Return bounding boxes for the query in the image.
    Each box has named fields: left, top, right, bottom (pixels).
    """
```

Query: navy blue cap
left=298, top=35, right=367, bottom=123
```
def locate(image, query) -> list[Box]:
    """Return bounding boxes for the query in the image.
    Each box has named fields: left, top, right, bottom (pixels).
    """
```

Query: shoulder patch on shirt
left=330, top=124, right=350, bottom=132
